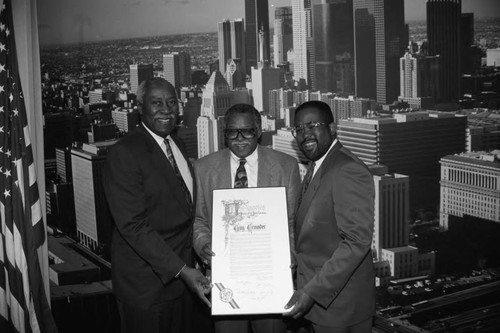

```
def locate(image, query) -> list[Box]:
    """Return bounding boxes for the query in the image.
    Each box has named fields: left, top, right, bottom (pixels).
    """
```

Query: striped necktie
left=234, top=159, right=248, bottom=188
left=164, top=139, right=192, bottom=208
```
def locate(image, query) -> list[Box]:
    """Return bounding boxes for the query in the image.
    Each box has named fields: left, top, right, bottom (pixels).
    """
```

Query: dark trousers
left=214, top=314, right=287, bottom=333
left=117, top=292, right=213, bottom=333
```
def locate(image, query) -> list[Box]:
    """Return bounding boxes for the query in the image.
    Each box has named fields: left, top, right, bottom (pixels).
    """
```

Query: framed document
left=211, top=187, right=293, bottom=315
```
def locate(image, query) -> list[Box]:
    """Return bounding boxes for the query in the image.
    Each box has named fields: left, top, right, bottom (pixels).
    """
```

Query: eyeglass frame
left=291, top=121, right=331, bottom=137
left=224, top=128, right=258, bottom=140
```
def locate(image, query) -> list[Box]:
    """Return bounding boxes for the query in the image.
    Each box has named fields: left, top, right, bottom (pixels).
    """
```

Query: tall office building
left=312, top=0, right=354, bottom=94
left=224, top=59, right=246, bottom=89
left=369, top=165, right=410, bottom=261
left=331, top=95, right=375, bottom=121
left=71, top=141, right=116, bottom=251
left=461, top=13, right=474, bottom=74
left=439, top=151, right=500, bottom=230
left=427, top=0, right=461, bottom=102
left=111, top=108, right=140, bottom=133
left=251, top=65, right=282, bottom=112
left=273, top=6, right=293, bottom=66
left=337, top=112, right=467, bottom=209
left=292, top=0, right=313, bottom=88
left=129, top=64, right=153, bottom=95
left=56, top=147, right=73, bottom=183
left=399, top=51, right=440, bottom=109
left=218, top=18, right=246, bottom=76
left=245, top=0, right=270, bottom=74
left=353, top=0, right=407, bottom=104
left=198, top=71, right=234, bottom=157
left=163, top=52, right=191, bottom=92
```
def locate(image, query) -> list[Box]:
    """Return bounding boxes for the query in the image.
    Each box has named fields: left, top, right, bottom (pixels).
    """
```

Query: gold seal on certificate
left=211, top=187, right=294, bottom=315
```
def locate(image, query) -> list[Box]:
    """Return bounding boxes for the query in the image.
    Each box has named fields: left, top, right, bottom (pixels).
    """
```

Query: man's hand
left=200, top=243, right=215, bottom=266
left=283, top=289, right=314, bottom=319
left=179, top=267, right=212, bottom=307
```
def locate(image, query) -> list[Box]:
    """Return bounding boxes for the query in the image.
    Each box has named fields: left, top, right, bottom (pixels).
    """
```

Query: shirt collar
left=314, top=138, right=337, bottom=170
left=230, top=146, right=258, bottom=166
left=142, top=122, right=172, bottom=146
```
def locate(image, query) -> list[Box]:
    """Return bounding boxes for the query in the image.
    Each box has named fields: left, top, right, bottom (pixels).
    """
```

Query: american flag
left=0, top=0, right=57, bottom=332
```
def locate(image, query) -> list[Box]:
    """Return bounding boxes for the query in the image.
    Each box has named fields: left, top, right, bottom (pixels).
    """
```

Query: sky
left=37, top=0, right=500, bottom=46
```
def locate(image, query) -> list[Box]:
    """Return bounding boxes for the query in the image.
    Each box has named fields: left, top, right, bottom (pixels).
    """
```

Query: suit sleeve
left=103, top=144, right=185, bottom=284
left=286, top=161, right=301, bottom=253
left=192, top=162, right=212, bottom=257
left=303, top=161, right=374, bottom=308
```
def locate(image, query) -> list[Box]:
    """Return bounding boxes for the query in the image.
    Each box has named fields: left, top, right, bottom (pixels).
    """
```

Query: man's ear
left=329, top=122, right=337, bottom=135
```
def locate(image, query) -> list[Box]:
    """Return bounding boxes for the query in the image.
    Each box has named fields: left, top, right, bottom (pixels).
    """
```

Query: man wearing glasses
left=193, top=103, right=301, bottom=333
left=283, top=101, right=375, bottom=333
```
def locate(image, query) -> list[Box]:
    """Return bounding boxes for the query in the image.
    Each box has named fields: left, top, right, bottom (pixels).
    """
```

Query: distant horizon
left=38, top=0, right=500, bottom=46
left=39, top=16, right=499, bottom=48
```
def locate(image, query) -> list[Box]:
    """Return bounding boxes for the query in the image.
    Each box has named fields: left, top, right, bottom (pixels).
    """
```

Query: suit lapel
left=138, top=126, right=192, bottom=215
left=295, top=142, right=342, bottom=237
left=257, top=146, right=274, bottom=186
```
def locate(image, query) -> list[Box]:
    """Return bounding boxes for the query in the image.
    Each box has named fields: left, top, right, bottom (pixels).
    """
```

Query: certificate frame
left=210, top=187, right=294, bottom=315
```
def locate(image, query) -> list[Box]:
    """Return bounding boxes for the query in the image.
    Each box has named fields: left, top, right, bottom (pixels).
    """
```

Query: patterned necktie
left=164, top=139, right=193, bottom=208
left=298, top=161, right=315, bottom=207
left=234, top=159, right=248, bottom=188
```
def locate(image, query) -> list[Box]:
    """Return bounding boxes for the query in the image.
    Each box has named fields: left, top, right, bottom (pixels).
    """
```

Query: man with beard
left=284, top=101, right=375, bottom=333
left=104, top=78, right=211, bottom=333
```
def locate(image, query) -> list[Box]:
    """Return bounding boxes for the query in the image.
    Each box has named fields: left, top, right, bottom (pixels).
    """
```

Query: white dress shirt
left=142, top=123, right=193, bottom=199
left=230, top=148, right=258, bottom=188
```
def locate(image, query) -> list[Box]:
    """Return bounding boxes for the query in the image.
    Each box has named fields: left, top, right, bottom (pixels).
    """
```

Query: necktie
left=234, top=159, right=248, bottom=188
left=164, top=139, right=193, bottom=208
left=298, top=161, right=315, bottom=207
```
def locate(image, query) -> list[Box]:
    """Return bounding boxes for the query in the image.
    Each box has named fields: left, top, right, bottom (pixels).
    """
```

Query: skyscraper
left=461, top=13, right=474, bottom=74
left=399, top=51, right=440, bottom=109
left=337, top=112, right=467, bottom=209
left=129, top=64, right=153, bottom=95
left=71, top=141, right=116, bottom=252
left=273, top=6, right=293, bottom=66
left=163, top=51, right=191, bottom=93
left=218, top=18, right=246, bottom=76
left=427, top=0, right=461, bottom=102
left=292, top=0, right=313, bottom=88
left=245, top=0, right=270, bottom=74
left=353, top=0, right=407, bottom=104
left=370, top=165, right=410, bottom=261
left=312, top=0, right=354, bottom=94
left=251, top=65, right=282, bottom=112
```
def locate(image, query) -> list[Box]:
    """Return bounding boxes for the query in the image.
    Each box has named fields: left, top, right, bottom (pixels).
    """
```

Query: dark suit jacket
left=192, top=145, right=301, bottom=258
left=103, top=125, right=195, bottom=309
left=295, top=141, right=375, bottom=327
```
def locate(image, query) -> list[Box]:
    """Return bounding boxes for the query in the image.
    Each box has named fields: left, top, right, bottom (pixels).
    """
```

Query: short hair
left=295, top=100, right=334, bottom=124
left=136, top=77, right=176, bottom=105
left=224, top=104, right=262, bottom=130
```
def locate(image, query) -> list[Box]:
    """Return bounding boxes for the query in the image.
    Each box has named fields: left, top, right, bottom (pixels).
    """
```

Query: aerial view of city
left=14, top=0, right=500, bottom=331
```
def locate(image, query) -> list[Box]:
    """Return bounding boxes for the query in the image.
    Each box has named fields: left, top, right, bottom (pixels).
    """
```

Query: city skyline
left=37, top=0, right=500, bottom=46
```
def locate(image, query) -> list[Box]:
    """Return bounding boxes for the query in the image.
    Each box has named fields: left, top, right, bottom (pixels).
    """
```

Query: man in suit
left=193, top=103, right=301, bottom=333
left=103, top=78, right=211, bottom=333
left=284, top=101, right=375, bottom=333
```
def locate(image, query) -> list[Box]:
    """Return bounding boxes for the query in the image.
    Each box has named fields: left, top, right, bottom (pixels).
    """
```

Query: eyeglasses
left=224, top=128, right=257, bottom=140
left=291, top=122, right=330, bottom=137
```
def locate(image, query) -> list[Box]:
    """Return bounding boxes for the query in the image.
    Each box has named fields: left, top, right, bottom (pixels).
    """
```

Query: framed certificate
left=211, top=187, right=294, bottom=315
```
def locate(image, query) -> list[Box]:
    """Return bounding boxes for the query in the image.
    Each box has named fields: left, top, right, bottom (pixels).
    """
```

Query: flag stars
left=3, top=189, right=10, bottom=198
left=0, top=126, right=3, bottom=132
left=0, top=23, right=4, bottom=31
left=4, top=168, right=11, bottom=178
left=6, top=28, right=10, bottom=37
left=0, top=43, right=5, bottom=52
left=0, top=85, right=4, bottom=93
left=0, top=106, right=3, bottom=112
left=0, top=64, right=5, bottom=72
left=12, top=108, right=18, bottom=116
left=6, top=149, right=10, bottom=157
left=9, top=92, right=13, bottom=101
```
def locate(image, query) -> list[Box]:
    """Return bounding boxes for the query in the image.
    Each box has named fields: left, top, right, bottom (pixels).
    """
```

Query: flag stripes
left=0, top=0, right=57, bottom=332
